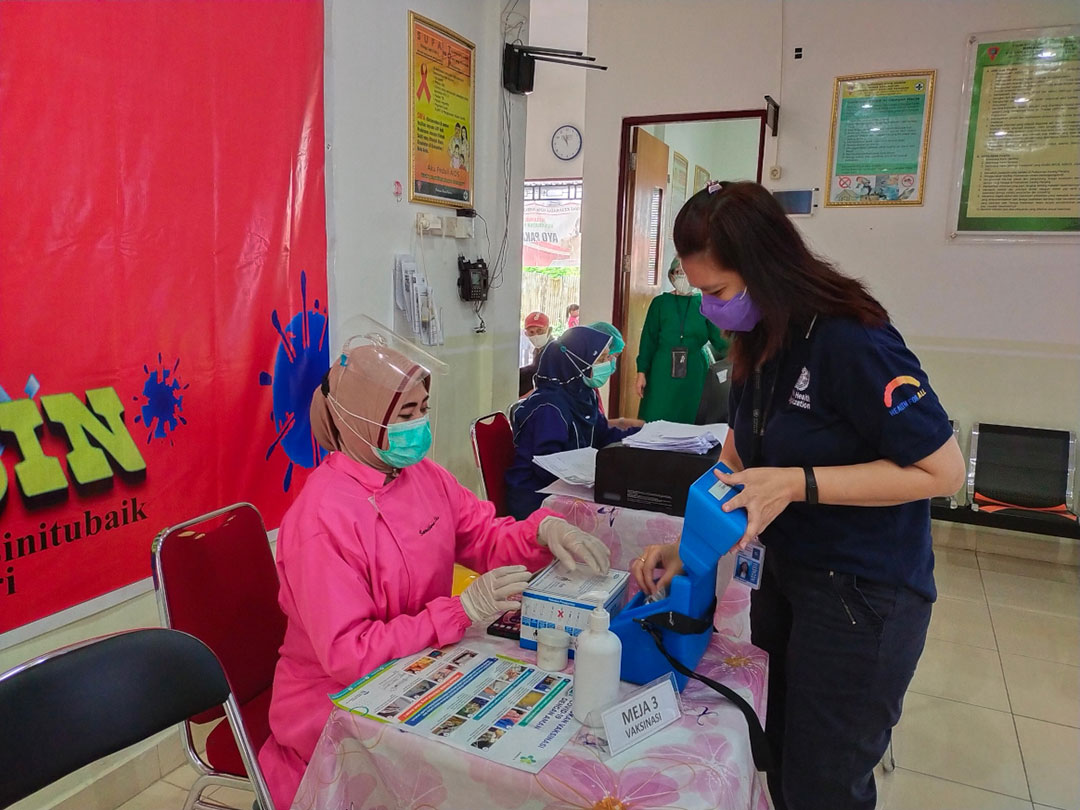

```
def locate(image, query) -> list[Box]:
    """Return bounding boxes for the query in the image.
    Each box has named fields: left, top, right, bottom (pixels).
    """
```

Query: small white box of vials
left=520, top=562, right=629, bottom=656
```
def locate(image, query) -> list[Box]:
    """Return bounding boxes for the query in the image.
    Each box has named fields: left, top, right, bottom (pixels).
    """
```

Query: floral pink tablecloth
left=291, top=499, right=768, bottom=810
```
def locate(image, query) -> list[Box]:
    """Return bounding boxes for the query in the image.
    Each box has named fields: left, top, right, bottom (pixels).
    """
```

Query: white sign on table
left=599, top=674, right=682, bottom=756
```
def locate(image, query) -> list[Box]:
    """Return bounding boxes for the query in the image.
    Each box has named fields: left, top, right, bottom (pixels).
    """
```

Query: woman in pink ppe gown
left=259, top=333, right=610, bottom=809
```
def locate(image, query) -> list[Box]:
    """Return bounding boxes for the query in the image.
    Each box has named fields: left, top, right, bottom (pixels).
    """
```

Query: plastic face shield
left=333, top=314, right=448, bottom=449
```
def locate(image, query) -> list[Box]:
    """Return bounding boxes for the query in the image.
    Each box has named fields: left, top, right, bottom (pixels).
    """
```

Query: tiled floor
left=114, top=547, right=1079, bottom=810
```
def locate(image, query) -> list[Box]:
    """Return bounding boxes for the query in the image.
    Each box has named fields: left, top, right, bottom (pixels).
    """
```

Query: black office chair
left=0, top=628, right=274, bottom=810
left=696, top=356, right=732, bottom=426
left=968, top=422, right=1078, bottom=531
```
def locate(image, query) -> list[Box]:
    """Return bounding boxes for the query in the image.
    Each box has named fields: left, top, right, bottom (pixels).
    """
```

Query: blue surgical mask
left=374, top=415, right=432, bottom=468
left=585, top=359, right=616, bottom=389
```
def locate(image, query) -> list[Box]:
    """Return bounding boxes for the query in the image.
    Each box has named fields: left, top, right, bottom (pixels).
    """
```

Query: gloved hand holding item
left=460, top=565, right=533, bottom=625
left=537, top=517, right=611, bottom=574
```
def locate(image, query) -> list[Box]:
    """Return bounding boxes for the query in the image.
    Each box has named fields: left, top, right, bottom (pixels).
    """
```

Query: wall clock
left=552, top=124, right=583, bottom=161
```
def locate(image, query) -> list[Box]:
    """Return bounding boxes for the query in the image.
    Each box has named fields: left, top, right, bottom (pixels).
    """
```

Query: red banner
left=0, top=1, right=327, bottom=633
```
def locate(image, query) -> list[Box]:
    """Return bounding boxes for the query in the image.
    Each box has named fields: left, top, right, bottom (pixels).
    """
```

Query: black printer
left=594, top=442, right=723, bottom=517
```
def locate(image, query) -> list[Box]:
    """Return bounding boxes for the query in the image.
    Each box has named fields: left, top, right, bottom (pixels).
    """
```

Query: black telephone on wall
left=457, top=256, right=490, bottom=302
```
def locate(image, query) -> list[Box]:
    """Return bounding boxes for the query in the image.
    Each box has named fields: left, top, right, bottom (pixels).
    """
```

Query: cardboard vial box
left=520, top=562, right=629, bottom=657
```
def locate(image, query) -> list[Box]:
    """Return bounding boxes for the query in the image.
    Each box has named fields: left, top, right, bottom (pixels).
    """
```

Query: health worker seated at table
left=505, top=325, right=642, bottom=520
left=259, top=327, right=610, bottom=810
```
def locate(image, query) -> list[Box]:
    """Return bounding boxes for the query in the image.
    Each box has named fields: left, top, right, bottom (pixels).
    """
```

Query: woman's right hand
left=635, top=372, right=647, bottom=398
left=459, top=565, right=532, bottom=625
left=630, top=543, right=683, bottom=596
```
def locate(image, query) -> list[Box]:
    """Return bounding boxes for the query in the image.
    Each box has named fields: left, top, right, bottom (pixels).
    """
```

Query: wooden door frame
left=609, top=109, right=767, bottom=417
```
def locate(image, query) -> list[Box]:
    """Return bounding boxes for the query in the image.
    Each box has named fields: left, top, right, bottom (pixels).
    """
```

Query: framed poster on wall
left=950, top=26, right=1079, bottom=238
left=672, top=152, right=689, bottom=203
left=667, top=152, right=689, bottom=256
left=825, top=70, right=936, bottom=206
left=409, top=12, right=475, bottom=207
left=693, top=164, right=710, bottom=191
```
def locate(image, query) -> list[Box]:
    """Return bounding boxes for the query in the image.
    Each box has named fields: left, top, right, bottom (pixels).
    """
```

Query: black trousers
left=751, top=551, right=932, bottom=810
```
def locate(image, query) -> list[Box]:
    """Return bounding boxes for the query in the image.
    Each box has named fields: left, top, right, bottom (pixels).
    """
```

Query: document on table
left=537, top=479, right=595, bottom=499
left=622, top=421, right=729, bottom=454
left=531, top=447, right=597, bottom=486
left=330, top=646, right=577, bottom=773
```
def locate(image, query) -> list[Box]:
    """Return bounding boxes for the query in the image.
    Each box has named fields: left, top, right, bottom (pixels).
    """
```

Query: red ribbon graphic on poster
left=0, top=0, right=328, bottom=634
left=417, top=63, right=432, bottom=101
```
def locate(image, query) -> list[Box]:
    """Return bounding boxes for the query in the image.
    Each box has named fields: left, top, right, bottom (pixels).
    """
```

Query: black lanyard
left=676, top=295, right=692, bottom=341
left=750, top=366, right=778, bottom=468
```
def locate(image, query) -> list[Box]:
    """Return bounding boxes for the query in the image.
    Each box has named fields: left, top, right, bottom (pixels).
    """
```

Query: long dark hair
left=673, top=181, right=887, bottom=382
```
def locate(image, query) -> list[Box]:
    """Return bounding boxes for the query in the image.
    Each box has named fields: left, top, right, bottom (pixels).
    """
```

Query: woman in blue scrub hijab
left=505, top=326, right=641, bottom=519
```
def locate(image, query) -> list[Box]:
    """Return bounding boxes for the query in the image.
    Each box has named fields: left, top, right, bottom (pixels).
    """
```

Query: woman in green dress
left=635, top=258, right=728, bottom=423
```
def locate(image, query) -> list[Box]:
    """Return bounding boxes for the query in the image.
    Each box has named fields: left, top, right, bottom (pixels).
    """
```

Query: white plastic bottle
left=572, top=607, right=622, bottom=726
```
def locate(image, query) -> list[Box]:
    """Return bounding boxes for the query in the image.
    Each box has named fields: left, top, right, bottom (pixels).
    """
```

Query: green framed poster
left=952, top=27, right=1079, bottom=236
left=825, top=70, right=936, bottom=206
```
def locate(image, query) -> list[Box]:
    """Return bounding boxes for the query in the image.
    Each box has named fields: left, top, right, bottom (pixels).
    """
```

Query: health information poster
left=955, top=30, right=1079, bottom=234
left=826, top=71, right=935, bottom=206
left=331, top=645, right=577, bottom=773
left=408, top=12, right=475, bottom=207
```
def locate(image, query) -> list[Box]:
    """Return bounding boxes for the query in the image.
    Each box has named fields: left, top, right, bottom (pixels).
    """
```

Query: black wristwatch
left=803, top=466, right=818, bottom=505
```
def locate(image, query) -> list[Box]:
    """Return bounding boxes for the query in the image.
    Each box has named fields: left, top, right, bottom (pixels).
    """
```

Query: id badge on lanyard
left=671, top=297, right=692, bottom=379
left=671, top=346, right=688, bottom=378
left=733, top=541, right=766, bottom=589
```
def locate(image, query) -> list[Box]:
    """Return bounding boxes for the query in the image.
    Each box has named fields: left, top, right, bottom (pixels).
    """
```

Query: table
left=291, top=498, right=768, bottom=810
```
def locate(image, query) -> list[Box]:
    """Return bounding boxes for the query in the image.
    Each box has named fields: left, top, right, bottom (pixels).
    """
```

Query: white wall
left=582, top=0, right=1080, bottom=437
left=328, top=0, right=530, bottom=491
left=524, top=0, right=589, bottom=179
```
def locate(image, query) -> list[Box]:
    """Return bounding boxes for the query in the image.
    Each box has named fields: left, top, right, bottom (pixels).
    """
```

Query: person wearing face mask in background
left=260, top=328, right=610, bottom=810
left=632, top=181, right=965, bottom=810
left=519, top=311, right=554, bottom=397
left=635, top=257, right=729, bottom=424
left=519, top=311, right=552, bottom=367
left=505, top=326, right=642, bottom=520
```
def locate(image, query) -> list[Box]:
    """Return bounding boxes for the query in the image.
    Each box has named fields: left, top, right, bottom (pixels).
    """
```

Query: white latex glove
left=537, top=517, right=611, bottom=575
left=459, top=565, right=533, bottom=625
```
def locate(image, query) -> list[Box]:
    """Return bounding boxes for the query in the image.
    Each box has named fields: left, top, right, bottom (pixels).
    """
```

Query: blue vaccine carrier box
left=609, top=462, right=748, bottom=691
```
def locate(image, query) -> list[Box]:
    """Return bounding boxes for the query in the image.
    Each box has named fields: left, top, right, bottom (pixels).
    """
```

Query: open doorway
left=610, top=112, right=766, bottom=419
left=517, top=179, right=583, bottom=395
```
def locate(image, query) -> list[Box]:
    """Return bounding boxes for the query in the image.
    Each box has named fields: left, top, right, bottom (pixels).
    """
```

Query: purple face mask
left=699, top=290, right=762, bottom=331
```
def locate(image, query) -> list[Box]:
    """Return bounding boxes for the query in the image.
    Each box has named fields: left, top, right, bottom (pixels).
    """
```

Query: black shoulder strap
left=639, top=602, right=715, bottom=636
left=636, top=614, right=778, bottom=778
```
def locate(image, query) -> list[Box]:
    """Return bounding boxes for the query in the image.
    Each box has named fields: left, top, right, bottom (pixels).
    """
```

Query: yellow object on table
left=451, top=564, right=478, bottom=596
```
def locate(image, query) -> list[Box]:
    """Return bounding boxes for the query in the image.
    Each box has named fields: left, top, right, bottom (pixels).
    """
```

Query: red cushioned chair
left=470, top=411, right=515, bottom=516
left=151, top=503, right=284, bottom=810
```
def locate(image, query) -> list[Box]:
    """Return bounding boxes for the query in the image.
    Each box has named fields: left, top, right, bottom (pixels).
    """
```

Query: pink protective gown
left=259, top=452, right=554, bottom=809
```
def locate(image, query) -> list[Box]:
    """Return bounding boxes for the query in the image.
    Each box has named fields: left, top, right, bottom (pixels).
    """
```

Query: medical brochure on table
left=330, top=645, right=577, bottom=773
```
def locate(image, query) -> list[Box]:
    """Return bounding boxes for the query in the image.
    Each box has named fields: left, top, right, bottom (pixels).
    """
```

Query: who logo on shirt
left=789, top=367, right=812, bottom=410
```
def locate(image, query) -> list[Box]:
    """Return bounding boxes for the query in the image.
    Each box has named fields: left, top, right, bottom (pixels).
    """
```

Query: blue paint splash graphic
left=133, top=354, right=188, bottom=445
left=261, top=271, right=329, bottom=491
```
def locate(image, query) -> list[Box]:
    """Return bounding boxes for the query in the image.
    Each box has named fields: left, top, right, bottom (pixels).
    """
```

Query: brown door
left=615, top=128, right=669, bottom=419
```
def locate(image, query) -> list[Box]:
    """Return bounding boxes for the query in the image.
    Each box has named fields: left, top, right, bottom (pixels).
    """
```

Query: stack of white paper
left=621, top=421, right=729, bottom=454
left=531, top=447, right=598, bottom=486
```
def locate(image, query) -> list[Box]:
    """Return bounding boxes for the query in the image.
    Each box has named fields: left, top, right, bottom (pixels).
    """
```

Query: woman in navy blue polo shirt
left=632, top=181, right=965, bottom=810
